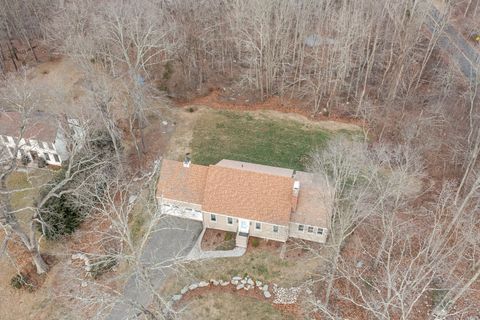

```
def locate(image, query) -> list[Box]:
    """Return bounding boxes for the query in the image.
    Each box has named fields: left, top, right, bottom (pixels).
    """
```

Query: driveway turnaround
left=107, top=216, right=203, bottom=320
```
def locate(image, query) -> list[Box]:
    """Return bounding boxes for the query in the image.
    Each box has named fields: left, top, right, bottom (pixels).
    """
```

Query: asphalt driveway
left=107, top=216, right=203, bottom=320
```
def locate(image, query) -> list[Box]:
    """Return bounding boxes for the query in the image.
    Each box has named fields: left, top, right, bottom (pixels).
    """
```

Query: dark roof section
left=0, top=112, right=58, bottom=143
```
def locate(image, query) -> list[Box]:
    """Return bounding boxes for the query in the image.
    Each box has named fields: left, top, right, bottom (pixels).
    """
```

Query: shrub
left=37, top=157, right=46, bottom=168
left=224, top=232, right=234, bottom=241
left=89, top=257, right=117, bottom=279
left=163, top=61, right=174, bottom=80
left=252, top=238, right=260, bottom=248
left=21, top=154, right=31, bottom=166
left=10, top=273, right=34, bottom=291
left=40, top=194, right=86, bottom=240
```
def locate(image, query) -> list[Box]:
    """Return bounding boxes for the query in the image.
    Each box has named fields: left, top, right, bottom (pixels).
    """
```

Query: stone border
left=167, top=275, right=310, bottom=309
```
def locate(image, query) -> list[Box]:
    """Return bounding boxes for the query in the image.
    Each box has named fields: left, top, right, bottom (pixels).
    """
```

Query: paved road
left=107, top=216, right=203, bottom=320
left=427, top=7, right=480, bottom=81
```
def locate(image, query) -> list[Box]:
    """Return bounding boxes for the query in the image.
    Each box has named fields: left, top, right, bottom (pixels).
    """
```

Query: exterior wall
left=203, top=211, right=289, bottom=242
left=250, top=220, right=289, bottom=242
left=0, top=134, right=62, bottom=166
left=288, top=222, right=328, bottom=243
left=202, top=211, right=238, bottom=233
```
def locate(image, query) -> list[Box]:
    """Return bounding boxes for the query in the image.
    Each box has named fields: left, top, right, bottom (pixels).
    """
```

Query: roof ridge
left=210, top=163, right=295, bottom=181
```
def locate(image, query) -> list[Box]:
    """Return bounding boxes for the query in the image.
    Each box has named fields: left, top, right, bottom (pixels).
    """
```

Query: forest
left=0, top=0, right=479, bottom=319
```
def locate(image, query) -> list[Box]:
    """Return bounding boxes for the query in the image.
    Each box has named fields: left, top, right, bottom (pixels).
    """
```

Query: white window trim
left=273, top=225, right=279, bottom=233
left=307, top=226, right=314, bottom=233
left=317, top=228, right=324, bottom=235
left=210, top=214, right=217, bottom=222
left=227, top=217, right=233, bottom=225
left=298, top=224, right=304, bottom=232
left=255, top=222, right=262, bottom=230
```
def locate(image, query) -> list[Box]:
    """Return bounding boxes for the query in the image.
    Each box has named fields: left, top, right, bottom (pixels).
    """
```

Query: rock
left=262, top=285, right=269, bottom=291
left=240, top=279, right=246, bottom=284
left=198, top=281, right=209, bottom=288
left=247, top=278, right=254, bottom=286
left=255, top=280, right=262, bottom=287
left=356, top=260, right=364, bottom=268
left=162, top=121, right=168, bottom=125
left=81, top=281, right=88, bottom=287
left=231, top=280, right=239, bottom=285
left=236, top=284, right=244, bottom=290
left=272, top=286, right=301, bottom=304
left=220, top=280, right=230, bottom=286
left=188, top=283, right=198, bottom=291
left=244, top=284, right=251, bottom=290
left=180, top=286, right=189, bottom=294
left=306, top=288, right=313, bottom=295
left=172, top=294, right=182, bottom=301
left=264, top=291, right=271, bottom=298
left=232, top=276, right=242, bottom=281
left=211, top=280, right=219, bottom=286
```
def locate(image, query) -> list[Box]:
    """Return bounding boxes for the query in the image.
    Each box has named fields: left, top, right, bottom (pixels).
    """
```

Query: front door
left=238, top=219, right=250, bottom=236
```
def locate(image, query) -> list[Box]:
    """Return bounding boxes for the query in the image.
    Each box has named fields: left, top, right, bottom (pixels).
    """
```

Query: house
left=0, top=111, right=74, bottom=166
left=156, top=157, right=332, bottom=247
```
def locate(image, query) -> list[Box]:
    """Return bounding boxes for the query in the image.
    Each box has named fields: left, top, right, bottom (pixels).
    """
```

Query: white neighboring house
left=0, top=111, right=78, bottom=167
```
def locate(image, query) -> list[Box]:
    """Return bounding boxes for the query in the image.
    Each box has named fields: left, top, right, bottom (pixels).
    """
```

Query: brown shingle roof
left=0, top=112, right=58, bottom=143
left=216, top=159, right=294, bottom=177
left=203, top=165, right=294, bottom=225
left=156, top=159, right=209, bottom=205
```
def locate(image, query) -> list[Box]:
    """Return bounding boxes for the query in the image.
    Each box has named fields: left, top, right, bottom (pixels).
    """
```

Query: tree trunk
left=31, top=248, right=49, bottom=274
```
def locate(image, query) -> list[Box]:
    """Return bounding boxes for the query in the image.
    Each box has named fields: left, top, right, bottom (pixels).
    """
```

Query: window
left=227, top=217, right=233, bottom=225
left=210, top=214, right=217, bottom=222
left=53, top=154, right=60, bottom=162
left=2, top=135, right=9, bottom=143
left=255, top=222, right=261, bottom=230
left=273, top=225, right=279, bottom=233
left=298, top=224, right=304, bottom=232
left=317, top=228, right=324, bottom=235
left=44, top=153, right=51, bottom=161
left=307, top=226, right=314, bottom=233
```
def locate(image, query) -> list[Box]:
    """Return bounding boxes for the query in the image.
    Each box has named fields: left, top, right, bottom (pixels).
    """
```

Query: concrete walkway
left=185, top=228, right=246, bottom=261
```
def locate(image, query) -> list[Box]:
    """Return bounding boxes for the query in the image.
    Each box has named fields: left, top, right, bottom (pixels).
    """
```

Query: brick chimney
left=291, top=181, right=300, bottom=212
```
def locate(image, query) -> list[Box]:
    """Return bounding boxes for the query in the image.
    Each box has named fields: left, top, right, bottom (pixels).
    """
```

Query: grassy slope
left=190, top=110, right=330, bottom=171
left=179, top=291, right=291, bottom=320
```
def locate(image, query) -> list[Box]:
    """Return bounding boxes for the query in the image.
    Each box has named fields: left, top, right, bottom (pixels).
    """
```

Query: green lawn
left=190, top=110, right=330, bottom=171
left=6, top=170, right=54, bottom=224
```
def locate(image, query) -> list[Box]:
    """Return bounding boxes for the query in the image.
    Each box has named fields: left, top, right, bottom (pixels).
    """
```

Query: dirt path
left=177, top=90, right=365, bottom=126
